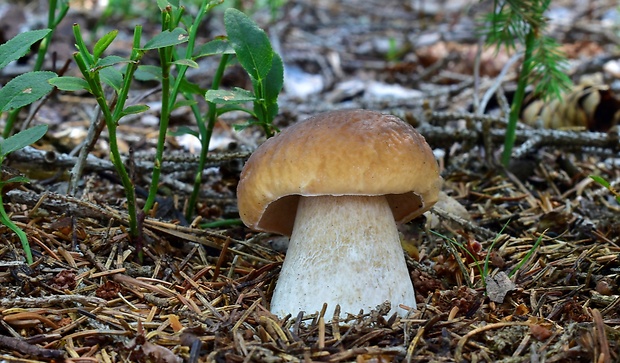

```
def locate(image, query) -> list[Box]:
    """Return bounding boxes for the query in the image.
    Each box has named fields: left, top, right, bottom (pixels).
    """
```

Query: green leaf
left=0, top=71, right=56, bottom=112
left=0, top=176, right=30, bottom=185
left=48, top=76, right=91, bottom=92
left=590, top=175, right=611, bottom=189
left=224, top=8, right=273, bottom=81
left=134, top=65, right=162, bottom=81
left=99, top=67, right=123, bottom=93
left=0, top=124, right=48, bottom=157
left=93, top=30, right=118, bottom=60
left=193, top=38, right=234, bottom=59
left=172, top=99, right=198, bottom=110
left=92, top=55, right=130, bottom=71
left=206, top=88, right=256, bottom=104
left=178, top=78, right=206, bottom=95
left=171, top=58, right=199, bottom=68
left=263, top=53, right=283, bottom=120
left=0, top=29, right=51, bottom=69
left=216, top=104, right=253, bottom=116
left=141, top=28, right=188, bottom=50
left=120, top=104, right=150, bottom=117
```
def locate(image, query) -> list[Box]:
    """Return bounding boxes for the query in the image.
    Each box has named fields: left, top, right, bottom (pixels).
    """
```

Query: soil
left=0, top=0, right=619, bottom=362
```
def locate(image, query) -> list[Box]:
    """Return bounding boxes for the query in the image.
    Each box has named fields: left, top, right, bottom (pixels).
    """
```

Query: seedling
left=590, top=175, right=620, bottom=204
left=47, top=1, right=283, bottom=239
left=479, top=0, right=572, bottom=166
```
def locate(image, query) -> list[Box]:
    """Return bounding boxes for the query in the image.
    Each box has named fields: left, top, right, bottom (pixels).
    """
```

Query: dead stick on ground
left=0, top=295, right=107, bottom=308
left=0, top=335, right=66, bottom=359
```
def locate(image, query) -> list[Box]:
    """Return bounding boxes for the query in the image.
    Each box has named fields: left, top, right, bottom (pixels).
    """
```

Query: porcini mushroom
left=237, top=109, right=441, bottom=318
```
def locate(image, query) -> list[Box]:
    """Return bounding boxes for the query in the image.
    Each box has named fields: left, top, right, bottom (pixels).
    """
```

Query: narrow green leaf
left=1, top=176, right=30, bottom=184
left=134, top=65, right=162, bottom=81
left=49, top=76, right=91, bottom=92
left=263, top=53, right=283, bottom=120
left=171, top=58, right=199, bottom=68
left=224, top=8, right=273, bottom=81
left=92, top=55, right=130, bottom=71
left=0, top=71, right=56, bottom=112
left=590, top=175, right=611, bottom=188
left=93, top=30, right=118, bottom=60
left=0, top=124, right=48, bottom=157
left=73, top=23, right=94, bottom=67
left=99, top=67, right=123, bottom=93
left=172, top=99, right=198, bottom=110
left=0, top=29, right=51, bottom=69
left=120, top=104, right=150, bottom=117
left=206, top=88, right=256, bottom=104
left=141, top=28, right=188, bottom=50
left=193, top=38, right=234, bottom=59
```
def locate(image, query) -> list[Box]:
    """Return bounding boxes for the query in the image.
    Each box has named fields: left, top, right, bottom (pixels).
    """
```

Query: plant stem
left=148, top=0, right=221, bottom=218
left=0, top=192, right=32, bottom=264
left=142, top=7, right=178, bottom=213
left=501, top=28, right=536, bottom=167
left=200, top=218, right=243, bottom=229
left=72, top=25, right=143, bottom=239
left=185, top=53, right=231, bottom=220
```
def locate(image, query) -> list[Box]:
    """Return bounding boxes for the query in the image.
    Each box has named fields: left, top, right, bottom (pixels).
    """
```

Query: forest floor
left=0, top=0, right=619, bottom=362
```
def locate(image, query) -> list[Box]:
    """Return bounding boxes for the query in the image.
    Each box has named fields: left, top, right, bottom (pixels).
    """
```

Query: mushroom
left=237, top=109, right=441, bottom=318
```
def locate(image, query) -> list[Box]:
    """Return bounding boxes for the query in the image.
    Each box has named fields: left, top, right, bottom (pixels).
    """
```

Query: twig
left=0, top=295, right=107, bottom=308
left=10, top=146, right=250, bottom=175
left=0, top=335, right=65, bottom=359
left=416, top=121, right=620, bottom=154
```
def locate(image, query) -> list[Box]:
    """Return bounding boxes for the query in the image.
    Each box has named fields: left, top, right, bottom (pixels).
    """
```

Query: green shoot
left=508, top=231, right=544, bottom=278
left=480, top=0, right=572, bottom=167
left=50, top=24, right=151, bottom=240
left=590, top=175, right=620, bottom=204
left=205, top=8, right=283, bottom=138
left=47, top=2, right=283, bottom=232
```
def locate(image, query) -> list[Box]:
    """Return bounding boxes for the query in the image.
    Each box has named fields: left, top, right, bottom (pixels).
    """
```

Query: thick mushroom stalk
left=270, top=195, right=416, bottom=318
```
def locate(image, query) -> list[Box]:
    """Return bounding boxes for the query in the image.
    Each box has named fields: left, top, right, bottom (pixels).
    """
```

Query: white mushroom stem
left=270, top=195, right=416, bottom=318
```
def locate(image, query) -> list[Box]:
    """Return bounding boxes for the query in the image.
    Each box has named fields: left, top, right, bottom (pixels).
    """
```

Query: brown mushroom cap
left=237, top=109, right=442, bottom=236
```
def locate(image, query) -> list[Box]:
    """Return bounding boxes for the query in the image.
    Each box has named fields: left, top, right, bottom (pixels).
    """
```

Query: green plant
left=0, top=125, right=49, bottom=264
left=205, top=8, right=283, bottom=138
left=51, top=24, right=149, bottom=243
left=3, top=0, right=69, bottom=138
left=48, top=1, right=283, bottom=240
left=0, top=28, right=61, bottom=264
left=480, top=0, right=572, bottom=167
left=590, top=175, right=620, bottom=204
left=195, top=8, right=283, bottom=220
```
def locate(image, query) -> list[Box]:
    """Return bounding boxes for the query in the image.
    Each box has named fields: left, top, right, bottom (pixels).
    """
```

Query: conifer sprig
left=481, top=0, right=572, bottom=166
